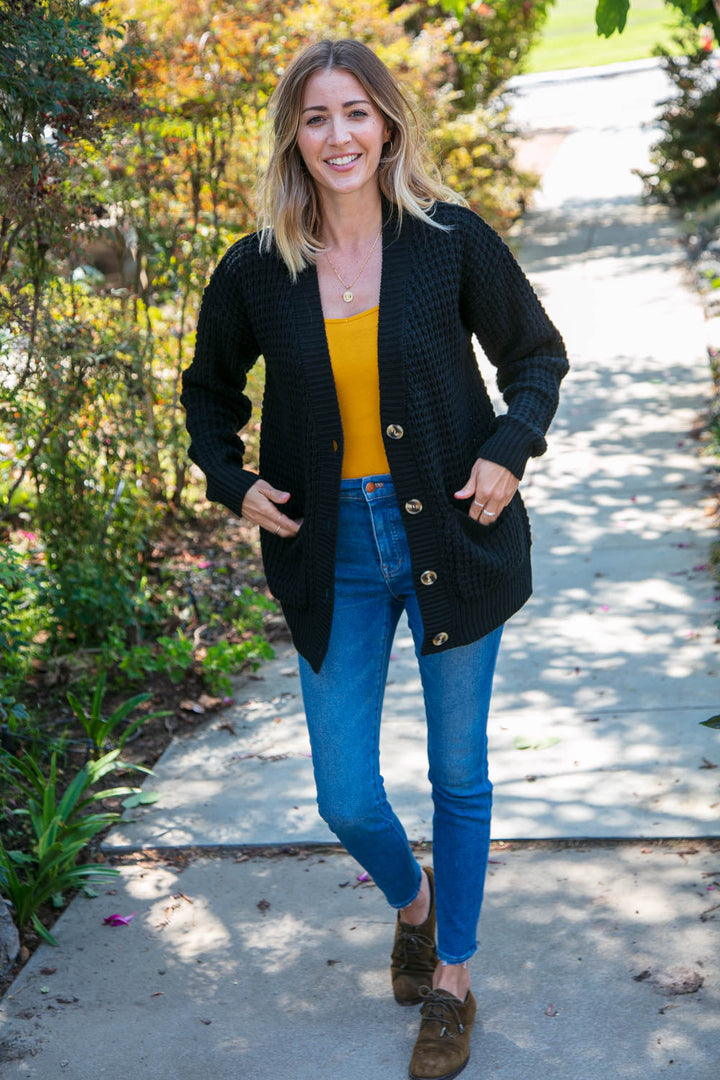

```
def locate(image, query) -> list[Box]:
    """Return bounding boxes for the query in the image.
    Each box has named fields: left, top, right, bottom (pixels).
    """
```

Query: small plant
left=202, top=637, right=274, bottom=697
left=66, top=675, right=170, bottom=756
left=155, top=631, right=195, bottom=683
left=0, top=748, right=148, bottom=945
left=701, top=715, right=720, bottom=729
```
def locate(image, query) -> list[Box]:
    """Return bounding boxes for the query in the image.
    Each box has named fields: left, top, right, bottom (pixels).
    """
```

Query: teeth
left=327, top=154, right=359, bottom=166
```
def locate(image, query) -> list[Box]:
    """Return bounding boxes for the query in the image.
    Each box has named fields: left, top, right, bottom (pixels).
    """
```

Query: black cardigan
left=181, top=202, right=568, bottom=672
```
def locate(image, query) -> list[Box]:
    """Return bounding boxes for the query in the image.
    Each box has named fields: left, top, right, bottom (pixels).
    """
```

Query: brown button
left=366, top=481, right=376, bottom=493
left=432, top=632, right=449, bottom=646
left=420, top=570, right=437, bottom=586
left=386, top=424, right=404, bottom=440
left=405, top=499, right=423, bottom=515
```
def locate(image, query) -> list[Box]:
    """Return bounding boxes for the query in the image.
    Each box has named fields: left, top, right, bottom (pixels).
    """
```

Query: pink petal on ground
left=356, top=872, right=371, bottom=883
left=693, top=565, right=709, bottom=572
left=197, top=561, right=211, bottom=569
left=600, top=605, right=610, bottom=613
left=103, top=912, right=137, bottom=926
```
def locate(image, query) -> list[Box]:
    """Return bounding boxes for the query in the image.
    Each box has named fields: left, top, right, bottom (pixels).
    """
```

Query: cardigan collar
left=290, top=203, right=412, bottom=440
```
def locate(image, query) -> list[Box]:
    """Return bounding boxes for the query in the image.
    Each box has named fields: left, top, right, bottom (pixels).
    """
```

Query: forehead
left=301, top=67, right=370, bottom=107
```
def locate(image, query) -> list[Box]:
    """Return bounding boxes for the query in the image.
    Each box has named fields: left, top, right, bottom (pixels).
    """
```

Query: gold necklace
left=324, top=229, right=382, bottom=303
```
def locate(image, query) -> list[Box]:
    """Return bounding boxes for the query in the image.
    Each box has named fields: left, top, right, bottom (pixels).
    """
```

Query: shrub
left=638, top=36, right=720, bottom=207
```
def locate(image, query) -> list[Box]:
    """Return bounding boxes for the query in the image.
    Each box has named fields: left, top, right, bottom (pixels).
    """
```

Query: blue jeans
left=298, top=476, right=503, bottom=964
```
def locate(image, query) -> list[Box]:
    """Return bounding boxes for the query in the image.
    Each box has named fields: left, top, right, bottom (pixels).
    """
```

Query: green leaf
left=534, top=737, right=561, bottom=750
left=82, top=886, right=100, bottom=898
left=513, top=736, right=534, bottom=750
left=701, top=715, right=720, bottom=729
left=514, top=735, right=561, bottom=750
left=121, top=791, right=160, bottom=809
left=31, top=913, right=58, bottom=948
left=595, top=0, right=629, bottom=37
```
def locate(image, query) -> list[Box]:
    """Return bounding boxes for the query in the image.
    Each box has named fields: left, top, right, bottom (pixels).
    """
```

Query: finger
left=477, top=505, right=499, bottom=527
left=469, top=495, right=486, bottom=522
left=266, top=513, right=301, bottom=538
left=255, top=483, right=290, bottom=504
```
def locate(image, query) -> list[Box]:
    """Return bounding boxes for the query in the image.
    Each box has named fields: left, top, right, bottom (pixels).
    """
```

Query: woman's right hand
left=241, top=479, right=303, bottom=538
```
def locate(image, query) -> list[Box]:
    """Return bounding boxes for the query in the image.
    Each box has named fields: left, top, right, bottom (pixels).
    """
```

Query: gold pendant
left=342, top=290, right=353, bottom=303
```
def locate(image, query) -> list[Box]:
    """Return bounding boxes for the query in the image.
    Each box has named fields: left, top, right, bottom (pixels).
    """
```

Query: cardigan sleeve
left=180, top=245, right=262, bottom=517
left=461, top=213, right=569, bottom=480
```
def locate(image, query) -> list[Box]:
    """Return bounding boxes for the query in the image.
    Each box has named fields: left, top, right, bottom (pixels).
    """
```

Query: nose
left=329, top=120, right=351, bottom=146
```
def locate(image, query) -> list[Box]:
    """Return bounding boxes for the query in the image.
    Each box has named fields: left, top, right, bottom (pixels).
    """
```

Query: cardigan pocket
left=260, top=525, right=309, bottom=608
left=443, top=494, right=530, bottom=598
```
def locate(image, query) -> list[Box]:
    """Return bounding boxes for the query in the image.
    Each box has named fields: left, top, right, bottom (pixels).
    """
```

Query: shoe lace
left=418, top=987, right=465, bottom=1038
left=393, top=927, right=436, bottom=970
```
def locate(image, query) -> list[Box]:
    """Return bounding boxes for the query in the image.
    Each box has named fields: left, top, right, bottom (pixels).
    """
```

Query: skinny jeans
left=298, top=476, right=502, bottom=964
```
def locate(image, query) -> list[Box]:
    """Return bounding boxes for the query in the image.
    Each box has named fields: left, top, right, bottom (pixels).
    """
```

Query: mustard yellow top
left=324, top=306, right=390, bottom=480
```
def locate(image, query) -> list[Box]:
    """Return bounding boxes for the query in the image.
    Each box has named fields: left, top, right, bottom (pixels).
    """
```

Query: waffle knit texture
left=181, top=201, right=568, bottom=673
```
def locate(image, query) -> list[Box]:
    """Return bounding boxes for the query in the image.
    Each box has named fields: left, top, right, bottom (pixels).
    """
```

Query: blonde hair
left=257, top=39, right=465, bottom=280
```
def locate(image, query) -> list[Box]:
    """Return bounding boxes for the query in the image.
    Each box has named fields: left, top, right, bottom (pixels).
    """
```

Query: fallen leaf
left=103, top=912, right=137, bottom=927
left=198, top=693, right=222, bottom=709
left=257, top=899, right=271, bottom=914
left=122, top=792, right=160, bottom=810
left=545, top=1004, right=559, bottom=1016
left=179, top=699, right=205, bottom=714
left=514, top=735, right=560, bottom=751
left=218, top=721, right=237, bottom=735
left=633, top=969, right=652, bottom=982
left=699, top=758, right=717, bottom=769
left=39, top=967, right=57, bottom=976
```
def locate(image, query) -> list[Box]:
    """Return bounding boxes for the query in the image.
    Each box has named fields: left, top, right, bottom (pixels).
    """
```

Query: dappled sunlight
left=234, top=912, right=325, bottom=975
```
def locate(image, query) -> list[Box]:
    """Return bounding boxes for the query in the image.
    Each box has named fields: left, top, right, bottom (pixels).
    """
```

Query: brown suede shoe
left=391, top=866, right=437, bottom=1006
left=409, top=987, right=476, bottom=1080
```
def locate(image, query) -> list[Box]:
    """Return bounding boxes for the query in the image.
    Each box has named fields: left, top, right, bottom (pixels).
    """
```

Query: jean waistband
left=339, top=474, right=394, bottom=502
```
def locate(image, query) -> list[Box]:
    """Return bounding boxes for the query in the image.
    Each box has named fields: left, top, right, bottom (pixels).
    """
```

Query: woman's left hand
left=454, top=459, right=519, bottom=526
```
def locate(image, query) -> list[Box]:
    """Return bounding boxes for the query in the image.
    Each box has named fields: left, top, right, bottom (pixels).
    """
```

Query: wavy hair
left=257, top=39, right=465, bottom=280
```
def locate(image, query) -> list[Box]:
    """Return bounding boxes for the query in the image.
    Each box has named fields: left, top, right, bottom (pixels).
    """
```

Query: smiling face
left=295, top=67, right=391, bottom=210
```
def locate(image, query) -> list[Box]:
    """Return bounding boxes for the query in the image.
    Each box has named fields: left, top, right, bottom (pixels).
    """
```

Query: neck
left=318, top=188, right=384, bottom=251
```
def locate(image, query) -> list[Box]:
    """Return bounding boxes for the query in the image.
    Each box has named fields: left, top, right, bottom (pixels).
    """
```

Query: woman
left=181, top=39, right=567, bottom=1080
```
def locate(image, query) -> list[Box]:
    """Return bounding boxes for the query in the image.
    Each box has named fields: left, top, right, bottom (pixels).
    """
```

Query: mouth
left=325, top=153, right=361, bottom=168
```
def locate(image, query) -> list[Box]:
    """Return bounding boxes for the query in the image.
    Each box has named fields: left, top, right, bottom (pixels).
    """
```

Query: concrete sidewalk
left=2, top=62, right=720, bottom=1080
left=0, top=843, right=718, bottom=1080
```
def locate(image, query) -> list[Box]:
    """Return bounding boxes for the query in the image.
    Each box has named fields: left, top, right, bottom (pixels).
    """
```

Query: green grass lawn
left=526, top=0, right=687, bottom=73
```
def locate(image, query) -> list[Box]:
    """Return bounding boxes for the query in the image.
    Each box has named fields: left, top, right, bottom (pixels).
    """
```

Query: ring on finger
left=481, top=509, right=496, bottom=517
left=473, top=500, right=485, bottom=508
left=274, top=522, right=281, bottom=535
